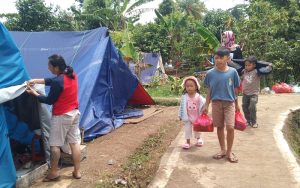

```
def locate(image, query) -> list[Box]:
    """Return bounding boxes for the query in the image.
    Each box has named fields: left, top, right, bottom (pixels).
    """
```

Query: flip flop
left=212, top=153, right=226, bottom=160
left=195, top=138, right=204, bottom=147
left=182, top=143, right=191, bottom=149
left=227, top=153, right=238, bottom=163
left=72, top=172, right=81, bottom=179
left=42, top=176, right=60, bottom=182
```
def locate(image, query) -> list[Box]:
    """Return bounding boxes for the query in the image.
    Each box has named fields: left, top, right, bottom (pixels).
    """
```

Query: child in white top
left=178, top=76, right=206, bottom=149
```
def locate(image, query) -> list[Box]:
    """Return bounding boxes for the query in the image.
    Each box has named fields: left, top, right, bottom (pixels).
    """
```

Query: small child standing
left=242, top=56, right=272, bottom=128
left=178, top=76, right=206, bottom=149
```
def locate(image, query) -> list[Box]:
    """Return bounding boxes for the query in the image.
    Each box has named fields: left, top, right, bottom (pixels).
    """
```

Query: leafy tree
left=132, top=22, right=169, bottom=62
left=237, top=1, right=288, bottom=57
left=249, top=0, right=289, bottom=7
left=176, top=0, right=207, bottom=19
left=236, top=0, right=300, bottom=83
left=5, top=0, right=54, bottom=31
left=50, top=9, right=76, bottom=31
left=80, top=0, right=155, bottom=30
left=2, top=0, right=76, bottom=31
left=229, top=4, right=248, bottom=22
left=154, top=10, right=188, bottom=63
left=202, top=9, right=235, bottom=41
left=158, top=0, right=177, bottom=16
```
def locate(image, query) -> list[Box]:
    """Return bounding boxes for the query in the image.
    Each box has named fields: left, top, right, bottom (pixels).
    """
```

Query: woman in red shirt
left=27, top=54, right=81, bottom=181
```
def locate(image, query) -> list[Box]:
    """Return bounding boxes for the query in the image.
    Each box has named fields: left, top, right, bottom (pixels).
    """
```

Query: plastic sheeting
left=0, top=22, right=28, bottom=188
left=131, top=53, right=165, bottom=85
left=0, top=105, right=17, bottom=188
left=0, top=83, right=27, bottom=104
left=0, top=22, right=51, bottom=186
left=10, top=27, right=154, bottom=141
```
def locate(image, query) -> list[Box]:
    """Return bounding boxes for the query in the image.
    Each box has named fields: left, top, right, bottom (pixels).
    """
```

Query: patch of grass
left=95, top=132, right=167, bottom=188
left=284, top=109, right=300, bottom=159
left=125, top=133, right=163, bottom=170
left=145, top=83, right=180, bottom=97
left=95, top=111, right=182, bottom=188
left=153, top=97, right=180, bottom=106
left=119, top=123, right=180, bottom=187
left=95, top=173, right=119, bottom=188
left=146, top=80, right=208, bottom=99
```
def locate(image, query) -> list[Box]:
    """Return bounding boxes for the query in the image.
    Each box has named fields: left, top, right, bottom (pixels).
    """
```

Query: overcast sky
left=0, top=0, right=248, bottom=23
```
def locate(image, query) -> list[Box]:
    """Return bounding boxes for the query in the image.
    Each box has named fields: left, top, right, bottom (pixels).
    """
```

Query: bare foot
left=72, top=171, right=81, bottom=179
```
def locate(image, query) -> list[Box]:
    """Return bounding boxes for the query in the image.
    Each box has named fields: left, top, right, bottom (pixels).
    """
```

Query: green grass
left=285, top=110, right=300, bottom=157
left=145, top=83, right=180, bottom=97
left=283, top=109, right=300, bottom=164
left=152, top=97, right=180, bottom=106
left=145, top=80, right=209, bottom=106
left=95, top=132, right=166, bottom=188
left=124, top=133, right=163, bottom=171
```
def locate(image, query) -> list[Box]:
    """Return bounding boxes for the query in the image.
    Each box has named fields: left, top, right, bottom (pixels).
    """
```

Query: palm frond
left=154, top=9, right=168, bottom=28
left=126, top=0, right=155, bottom=13
left=174, top=14, right=188, bottom=30
left=120, top=0, right=130, bottom=14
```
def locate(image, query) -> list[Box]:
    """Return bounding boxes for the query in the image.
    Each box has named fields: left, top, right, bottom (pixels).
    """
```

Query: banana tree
left=154, top=9, right=188, bottom=63
left=196, top=23, right=220, bottom=51
left=82, top=0, right=155, bottom=31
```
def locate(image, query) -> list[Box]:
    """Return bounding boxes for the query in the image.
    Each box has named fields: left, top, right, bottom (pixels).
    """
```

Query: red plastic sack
left=193, top=113, right=214, bottom=132
left=234, top=111, right=247, bottom=131
left=272, top=83, right=294, bottom=93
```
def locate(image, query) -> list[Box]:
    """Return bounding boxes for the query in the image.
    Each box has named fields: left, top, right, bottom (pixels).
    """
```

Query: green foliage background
left=1, top=0, right=299, bottom=84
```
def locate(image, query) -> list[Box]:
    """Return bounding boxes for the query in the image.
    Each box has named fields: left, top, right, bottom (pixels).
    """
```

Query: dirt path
left=150, top=94, right=300, bottom=188
left=30, top=106, right=181, bottom=188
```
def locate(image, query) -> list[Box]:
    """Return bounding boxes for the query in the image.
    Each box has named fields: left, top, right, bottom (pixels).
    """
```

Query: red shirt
left=53, top=74, right=78, bottom=115
left=38, top=73, right=79, bottom=115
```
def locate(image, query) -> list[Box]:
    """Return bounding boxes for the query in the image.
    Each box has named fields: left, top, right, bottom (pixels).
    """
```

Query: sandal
left=182, top=143, right=191, bottom=149
left=227, top=153, right=238, bottom=163
left=195, top=138, right=204, bottom=147
left=212, top=152, right=226, bottom=160
left=252, top=123, right=258, bottom=128
left=42, top=175, right=60, bottom=182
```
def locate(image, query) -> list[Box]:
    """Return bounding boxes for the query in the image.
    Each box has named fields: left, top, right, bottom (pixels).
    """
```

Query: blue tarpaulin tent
left=0, top=22, right=30, bottom=188
left=10, top=27, right=154, bottom=141
left=1, top=23, right=154, bottom=186
left=140, top=53, right=165, bottom=85
left=129, top=53, right=166, bottom=85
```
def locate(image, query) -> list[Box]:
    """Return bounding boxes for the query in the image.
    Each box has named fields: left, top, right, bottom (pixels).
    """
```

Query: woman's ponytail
left=65, top=65, right=74, bottom=79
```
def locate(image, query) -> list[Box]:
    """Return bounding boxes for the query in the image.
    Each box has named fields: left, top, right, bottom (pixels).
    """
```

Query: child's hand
left=235, top=105, right=240, bottom=112
left=203, top=105, right=209, bottom=114
left=202, top=104, right=209, bottom=114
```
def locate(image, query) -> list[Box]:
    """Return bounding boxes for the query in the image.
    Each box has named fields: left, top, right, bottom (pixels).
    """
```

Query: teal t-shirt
left=204, top=67, right=240, bottom=102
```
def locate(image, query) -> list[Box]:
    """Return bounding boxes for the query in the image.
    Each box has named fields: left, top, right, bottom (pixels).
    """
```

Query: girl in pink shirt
left=178, top=76, right=206, bottom=149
